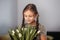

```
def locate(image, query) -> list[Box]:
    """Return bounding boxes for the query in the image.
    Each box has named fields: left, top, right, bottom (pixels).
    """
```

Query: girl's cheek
left=30, top=17, right=35, bottom=20
left=30, top=17, right=33, bottom=19
left=24, top=17, right=27, bottom=20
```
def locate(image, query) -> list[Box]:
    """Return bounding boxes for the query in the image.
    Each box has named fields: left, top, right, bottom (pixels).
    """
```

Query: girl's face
left=24, top=10, right=36, bottom=24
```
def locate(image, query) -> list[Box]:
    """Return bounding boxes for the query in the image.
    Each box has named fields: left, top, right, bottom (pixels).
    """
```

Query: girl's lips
left=26, top=20, right=31, bottom=23
left=26, top=20, right=31, bottom=22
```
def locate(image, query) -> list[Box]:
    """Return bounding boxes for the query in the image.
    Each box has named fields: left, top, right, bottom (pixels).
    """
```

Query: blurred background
left=0, top=0, right=60, bottom=40
left=0, top=0, right=17, bottom=35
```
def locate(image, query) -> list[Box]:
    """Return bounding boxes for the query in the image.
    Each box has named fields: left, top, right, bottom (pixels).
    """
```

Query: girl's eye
left=24, top=15, right=32, bottom=17
left=24, top=15, right=27, bottom=17
left=29, top=16, right=32, bottom=17
left=25, top=15, right=27, bottom=17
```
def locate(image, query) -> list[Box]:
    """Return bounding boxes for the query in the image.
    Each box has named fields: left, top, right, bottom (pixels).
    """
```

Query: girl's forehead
left=24, top=10, right=35, bottom=15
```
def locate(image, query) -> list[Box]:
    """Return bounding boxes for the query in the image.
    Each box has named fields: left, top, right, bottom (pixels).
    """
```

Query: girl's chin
left=26, top=22, right=32, bottom=24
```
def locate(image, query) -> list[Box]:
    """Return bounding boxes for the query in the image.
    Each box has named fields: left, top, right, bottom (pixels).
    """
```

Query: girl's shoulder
left=38, top=23, right=45, bottom=29
left=38, top=23, right=46, bottom=35
left=17, top=23, right=45, bottom=28
left=17, top=23, right=45, bottom=29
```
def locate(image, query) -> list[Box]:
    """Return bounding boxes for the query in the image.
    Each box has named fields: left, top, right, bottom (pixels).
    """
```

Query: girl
left=20, top=4, right=47, bottom=40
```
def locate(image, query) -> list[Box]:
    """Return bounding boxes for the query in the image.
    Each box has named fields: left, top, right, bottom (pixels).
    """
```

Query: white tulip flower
left=22, top=28, right=23, bottom=30
left=16, top=29, right=19, bottom=33
left=37, top=30, right=40, bottom=34
left=18, top=33, right=22, bottom=37
left=12, top=30, right=15, bottom=35
left=24, top=28, right=27, bottom=30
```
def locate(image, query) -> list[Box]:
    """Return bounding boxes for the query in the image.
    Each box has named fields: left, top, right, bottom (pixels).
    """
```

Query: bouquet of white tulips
left=8, top=25, right=40, bottom=40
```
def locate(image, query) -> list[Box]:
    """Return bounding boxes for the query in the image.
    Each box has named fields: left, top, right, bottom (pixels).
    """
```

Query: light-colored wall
left=17, top=0, right=60, bottom=32
left=0, top=0, right=17, bottom=35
